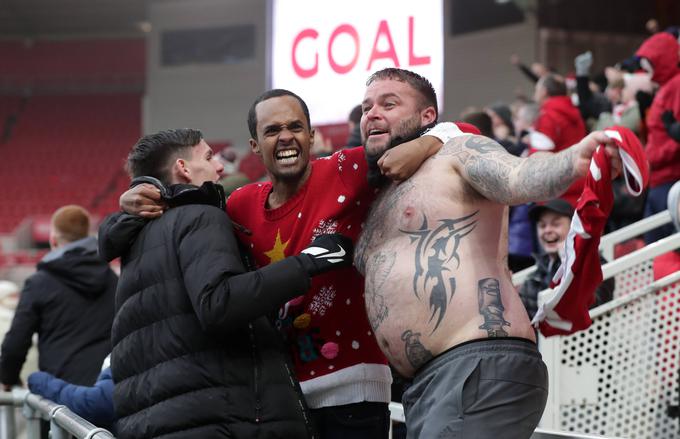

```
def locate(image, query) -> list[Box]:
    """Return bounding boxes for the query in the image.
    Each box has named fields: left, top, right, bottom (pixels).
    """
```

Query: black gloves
left=661, top=110, right=680, bottom=142
left=296, top=233, right=354, bottom=276
left=662, top=110, right=676, bottom=128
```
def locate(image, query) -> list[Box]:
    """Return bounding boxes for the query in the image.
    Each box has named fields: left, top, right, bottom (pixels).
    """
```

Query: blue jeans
left=310, top=402, right=390, bottom=439
left=644, top=182, right=677, bottom=244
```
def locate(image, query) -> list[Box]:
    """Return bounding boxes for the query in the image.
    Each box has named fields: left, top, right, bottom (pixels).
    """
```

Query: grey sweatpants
left=402, top=338, right=548, bottom=439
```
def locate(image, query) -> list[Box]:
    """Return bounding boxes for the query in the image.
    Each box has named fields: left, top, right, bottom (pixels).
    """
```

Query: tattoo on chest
left=400, top=211, right=478, bottom=333
left=477, top=278, right=510, bottom=337
left=365, top=250, right=395, bottom=330
left=401, top=330, right=433, bottom=370
left=356, top=180, right=415, bottom=272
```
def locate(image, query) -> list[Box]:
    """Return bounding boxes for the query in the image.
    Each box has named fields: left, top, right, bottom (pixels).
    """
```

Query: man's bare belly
left=355, top=157, right=536, bottom=378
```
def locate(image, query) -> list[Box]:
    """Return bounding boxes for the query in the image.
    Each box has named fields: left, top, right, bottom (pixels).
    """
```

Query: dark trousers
left=644, top=182, right=676, bottom=244
left=310, top=401, right=390, bottom=439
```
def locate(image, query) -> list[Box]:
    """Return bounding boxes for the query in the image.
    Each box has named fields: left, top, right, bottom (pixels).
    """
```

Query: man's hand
left=119, top=183, right=166, bottom=218
left=296, top=233, right=354, bottom=276
left=377, top=135, right=442, bottom=182
left=572, top=131, right=622, bottom=180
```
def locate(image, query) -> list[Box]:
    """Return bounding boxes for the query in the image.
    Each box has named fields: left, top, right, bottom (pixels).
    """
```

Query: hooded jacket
left=0, top=237, right=116, bottom=386
left=98, top=183, right=316, bottom=439
left=636, top=32, right=680, bottom=187
left=530, top=95, right=588, bottom=204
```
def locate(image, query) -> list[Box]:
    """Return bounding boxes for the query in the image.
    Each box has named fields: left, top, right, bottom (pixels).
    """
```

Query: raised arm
left=442, top=132, right=620, bottom=205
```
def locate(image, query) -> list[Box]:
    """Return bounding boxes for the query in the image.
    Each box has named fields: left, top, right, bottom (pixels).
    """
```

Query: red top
left=530, top=96, right=588, bottom=205
left=226, top=147, right=389, bottom=406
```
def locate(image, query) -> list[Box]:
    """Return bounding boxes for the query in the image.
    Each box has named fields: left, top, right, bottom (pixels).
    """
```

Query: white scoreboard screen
left=270, top=0, right=444, bottom=126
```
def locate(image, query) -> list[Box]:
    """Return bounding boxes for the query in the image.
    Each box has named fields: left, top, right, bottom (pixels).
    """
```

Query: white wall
left=145, top=0, right=537, bottom=146
left=442, top=7, right=537, bottom=121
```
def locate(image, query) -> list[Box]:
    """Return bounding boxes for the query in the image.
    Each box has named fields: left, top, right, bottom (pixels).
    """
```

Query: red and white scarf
left=532, top=126, right=650, bottom=336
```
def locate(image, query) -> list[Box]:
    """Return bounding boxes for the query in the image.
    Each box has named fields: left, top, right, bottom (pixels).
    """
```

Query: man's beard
left=365, top=120, right=437, bottom=188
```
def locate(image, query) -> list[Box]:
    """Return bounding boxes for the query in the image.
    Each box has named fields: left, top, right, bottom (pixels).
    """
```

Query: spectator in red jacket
left=528, top=74, right=588, bottom=205
left=635, top=32, right=680, bottom=244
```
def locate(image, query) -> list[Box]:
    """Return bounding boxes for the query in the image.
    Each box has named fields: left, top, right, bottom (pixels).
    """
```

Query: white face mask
left=639, top=57, right=656, bottom=84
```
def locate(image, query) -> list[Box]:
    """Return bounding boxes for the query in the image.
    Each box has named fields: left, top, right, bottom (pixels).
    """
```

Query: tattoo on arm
left=365, top=250, right=395, bottom=330
left=515, top=148, right=576, bottom=202
left=402, top=330, right=433, bottom=370
left=441, top=135, right=577, bottom=204
left=401, top=211, right=478, bottom=333
left=477, top=278, right=510, bottom=337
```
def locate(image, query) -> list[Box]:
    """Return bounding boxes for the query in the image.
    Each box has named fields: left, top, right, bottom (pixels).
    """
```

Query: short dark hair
left=366, top=68, right=438, bottom=120
left=127, top=128, right=203, bottom=185
left=247, top=89, right=311, bottom=139
left=348, top=104, right=362, bottom=124
left=462, top=111, right=493, bottom=138
left=542, top=74, right=567, bottom=97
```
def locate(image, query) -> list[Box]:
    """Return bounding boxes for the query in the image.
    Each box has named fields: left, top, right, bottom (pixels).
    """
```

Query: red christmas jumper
left=226, top=146, right=390, bottom=409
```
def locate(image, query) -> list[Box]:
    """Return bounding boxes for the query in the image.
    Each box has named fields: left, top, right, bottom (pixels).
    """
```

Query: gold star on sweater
left=264, top=230, right=289, bottom=263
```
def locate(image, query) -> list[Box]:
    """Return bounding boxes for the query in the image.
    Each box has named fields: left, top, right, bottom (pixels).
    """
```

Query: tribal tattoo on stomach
left=400, top=211, right=478, bottom=333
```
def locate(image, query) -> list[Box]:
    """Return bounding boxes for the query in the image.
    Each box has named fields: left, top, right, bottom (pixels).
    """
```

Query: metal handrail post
left=0, top=405, right=15, bottom=439
left=50, top=406, right=71, bottom=439
left=21, top=401, right=42, bottom=439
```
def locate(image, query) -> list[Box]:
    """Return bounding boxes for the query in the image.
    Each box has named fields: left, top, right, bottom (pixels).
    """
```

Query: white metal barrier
left=0, top=388, right=114, bottom=439
left=538, top=232, right=680, bottom=439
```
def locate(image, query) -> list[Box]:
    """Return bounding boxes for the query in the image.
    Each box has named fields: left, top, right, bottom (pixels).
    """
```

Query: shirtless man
left=120, top=69, right=620, bottom=438
left=354, top=68, right=620, bottom=438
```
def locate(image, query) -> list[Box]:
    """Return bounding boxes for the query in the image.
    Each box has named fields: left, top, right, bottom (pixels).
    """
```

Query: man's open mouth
left=276, top=149, right=299, bottom=164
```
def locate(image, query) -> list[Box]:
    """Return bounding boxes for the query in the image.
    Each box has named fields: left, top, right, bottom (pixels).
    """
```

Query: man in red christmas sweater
left=225, top=88, right=450, bottom=438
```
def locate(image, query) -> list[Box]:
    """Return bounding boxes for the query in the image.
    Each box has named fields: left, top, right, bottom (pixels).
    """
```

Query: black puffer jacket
left=519, top=252, right=615, bottom=319
left=98, top=185, right=315, bottom=439
left=0, top=237, right=116, bottom=386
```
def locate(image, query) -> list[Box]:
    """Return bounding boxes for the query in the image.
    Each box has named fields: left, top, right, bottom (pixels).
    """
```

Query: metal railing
left=0, top=388, right=114, bottom=439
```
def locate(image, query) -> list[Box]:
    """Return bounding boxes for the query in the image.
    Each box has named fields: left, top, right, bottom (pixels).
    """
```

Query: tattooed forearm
left=441, top=135, right=578, bottom=205
left=365, top=250, right=395, bottom=330
left=514, top=147, right=577, bottom=202
left=401, top=212, right=477, bottom=333
left=402, top=330, right=433, bottom=370
left=477, top=278, right=510, bottom=337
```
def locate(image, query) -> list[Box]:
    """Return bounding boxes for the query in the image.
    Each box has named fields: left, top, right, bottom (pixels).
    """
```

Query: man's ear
left=172, top=158, right=191, bottom=183
left=421, top=106, right=437, bottom=126
left=249, top=138, right=261, bottom=155
left=309, top=127, right=316, bottom=147
left=49, top=232, right=59, bottom=250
